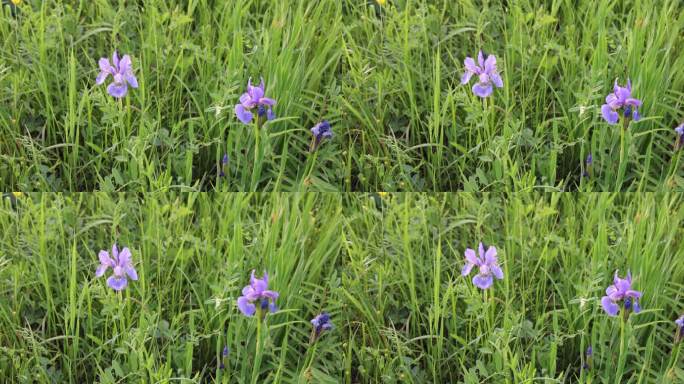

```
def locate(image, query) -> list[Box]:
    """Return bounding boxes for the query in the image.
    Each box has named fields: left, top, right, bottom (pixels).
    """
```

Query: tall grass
left=1, top=192, right=682, bottom=382
left=378, top=192, right=684, bottom=382
left=0, top=193, right=344, bottom=382
left=1, top=1, right=682, bottom=191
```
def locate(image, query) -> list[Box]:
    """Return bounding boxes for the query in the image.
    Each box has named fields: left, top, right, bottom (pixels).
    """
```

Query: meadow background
left=1, top=0, right=683, bottom=192
left=1, top=192, right=683, bottom=383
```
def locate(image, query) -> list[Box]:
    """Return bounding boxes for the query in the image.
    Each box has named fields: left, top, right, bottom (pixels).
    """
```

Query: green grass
left=1, top=192, right=683, bottom=382
left=2, top=2, right=683, bottom=382
left=1, top=0, right=683, bottom=191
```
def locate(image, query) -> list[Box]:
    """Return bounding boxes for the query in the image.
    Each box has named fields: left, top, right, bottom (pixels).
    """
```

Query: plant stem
left=483, top=97, right=489, bottom=143
left=251, top=120, right=261, bottom=190
left=615, top=119, right=629, bottom=190
left=664, top=341, right=681, bottom=383
left=251, top=312, right=263, bottom=384
left=303, top=152, right=318, bottom=187
left=615, top=316, right=627, bottom=383
left=304, top=341, right=318, bottom=379
left=489, top=95, right=494, bottom=138
left=118, top=291, right=125, bottom=345
left=116, top=99, right=124, bottom=149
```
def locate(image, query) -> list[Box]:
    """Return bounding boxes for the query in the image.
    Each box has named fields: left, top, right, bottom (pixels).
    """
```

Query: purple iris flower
left=582, top=153, right=593, bottom=178
left=310, top=312, right=333, bottom=344
left=677, top=315, right=684, bottom=330
left=600, top=270, right=642, bottom=317
left=310, top=120, right=333, bottom=152
left=219, top=345, right=229, bottom=369
left=461, top=243, right=504, bottom=289
left=311, top=312, right=333, bottom=339
left=582, top=346, right=593, bottom=371
left=234, top=78, right=276, bottom=125
left=96, top=51, right=138, bottom=99
left=600, top=79, right=642, bottom=125
left=236, top=270, right=279, bottom=317
left=675, top=123, right=684, bottom=150
left=219, top=153, right=229, bottom=177
left=461, top=51, right=504, bottom=98
left=96, top=243, right=138, bottom=291
left=675, top=315, right=684, bottom=344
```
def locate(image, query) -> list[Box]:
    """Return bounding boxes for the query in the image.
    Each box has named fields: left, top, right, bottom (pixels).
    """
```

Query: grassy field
left=1, top=192, right=683, bottom=382
left=1, top=0, right=683, bottom=191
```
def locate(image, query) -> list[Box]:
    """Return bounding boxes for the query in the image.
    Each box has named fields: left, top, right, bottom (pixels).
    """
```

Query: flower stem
left=615, top=119, right=629, bottom=190
left=250, top=120, right=261, bottom=190
left=302, top=151, right=318, bottom=187
left=615, top=316, right=628, bottom=383
left=125, top=97, right=131, bottom=133
left=488, top=287, right=494, bottom=331
left=489, top=95, right=494, bottom=137
left=482, top=97, right=489, bottom=143
left=251, top=312, right=263, bottom=384
left=303, top=341, right=318, bottom=381
left=664, top=340, right=681, bottom=383
left=117, top=291, right=125, bottom=345
left=481, top=288, right=493, bottom=334
left=117, top=99, right=124, bottom=147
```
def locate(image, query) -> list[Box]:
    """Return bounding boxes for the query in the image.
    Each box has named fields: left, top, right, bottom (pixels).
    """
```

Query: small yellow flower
left=377, top=0, right=386, bottom=5
left=11, top=0, right=22, bottom=5
left=12, top=192, right=24, bottom=198
left=377, top=192, right=389, bottom=198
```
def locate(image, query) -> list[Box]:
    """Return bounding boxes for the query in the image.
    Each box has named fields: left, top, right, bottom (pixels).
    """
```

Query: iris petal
left=461, top=262, right=475, bottom=276
left=472, top=274, right=493, bottom=289
left=235, top=104, right=253, bottom=124
left=126, top=266, right=138, bottom=281
left=117, top=247, right=131, bottom=266
left=237, top=297, right=256, bottom=316
left=464, top=248, right=479, bottom=265
left=259, top=97, right=276, bottom=106
left=484, top=54, right=497, bottom=73
left=484, top=246, right=498, bottom=264
left=107, top=83, right=128, bottom=98
left=118, top=55, right=131, bottom=74
left=262, top=290, right=279, bottom=300
left=95, top=264, right=109, bottom=277
left=472, top=82, right=493, bottom=98
left=107, top=276, right=128, bottom=291
left=605, top=94, right=621, bottom=109
left=491, top=265, right=504, bottom=280
left=461, top=70, right=474, bottom=85
left=601, top=104, right=619, bottom=124
left=464, top=57, right=479, bottom=73
left=125, top=73, right=138, bottom=88
left=490, top=73, right=504, bottom=88
left=625, top=98, right=642, bottom=107
left=601, top=296, right=619, bottom=316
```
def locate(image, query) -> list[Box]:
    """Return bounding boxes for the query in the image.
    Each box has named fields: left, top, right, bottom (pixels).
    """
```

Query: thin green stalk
left=488, top=95, right=495, bottom=141
left=251, top=311, right=264, bottom=384
left=615, top=316, right=628, bottom=383
left=302, top=152, right=318, bottom=188
left=251, top=120, right=262, bottom=191
left=118, top=291, right=125, bottom=341
left=486, top=287, right=494, bottom=333
left=303, top=340, right=318, bottom=381
left=615, top=119, right=629, bottom=190
left=664, top=341, right=681, bottom=383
